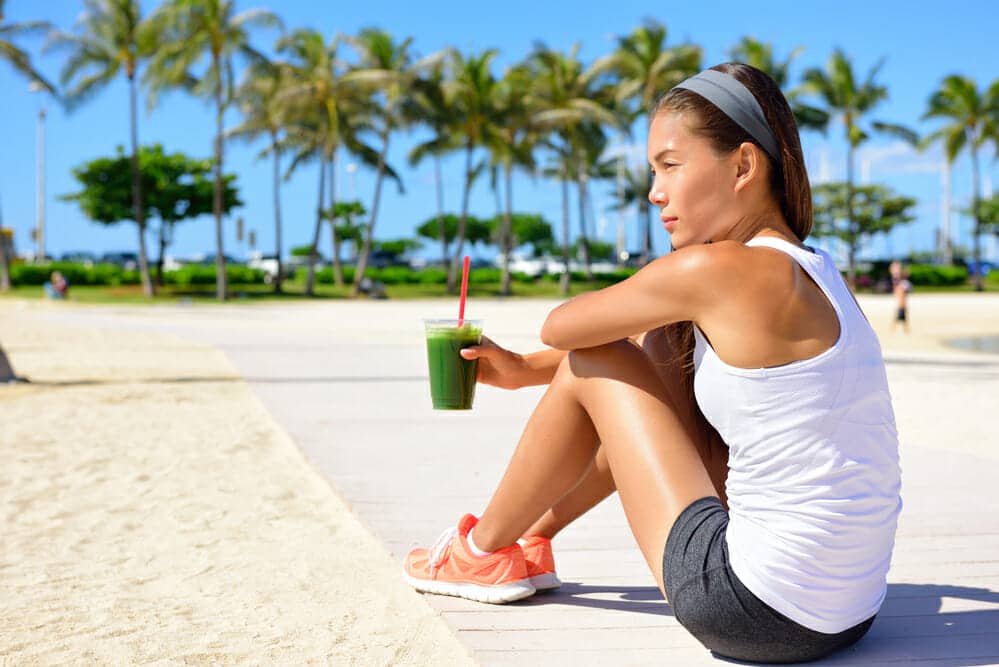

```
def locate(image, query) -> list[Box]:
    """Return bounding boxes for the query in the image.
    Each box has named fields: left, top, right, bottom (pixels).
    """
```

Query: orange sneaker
left=520, top=535, right=561, bottom=591
left=403, top=514, right=536, bottom=604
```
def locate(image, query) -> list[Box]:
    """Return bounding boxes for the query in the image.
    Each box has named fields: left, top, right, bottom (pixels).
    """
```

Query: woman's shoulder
left=675, top=240, right=797, bottom=290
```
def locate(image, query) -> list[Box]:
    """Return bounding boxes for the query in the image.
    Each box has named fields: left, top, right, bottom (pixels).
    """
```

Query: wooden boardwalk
left=44, top=299, right=999, bottom=666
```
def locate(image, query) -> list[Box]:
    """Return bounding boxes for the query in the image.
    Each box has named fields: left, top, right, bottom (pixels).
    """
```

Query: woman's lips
left=662, top=217, right=677, bottom=231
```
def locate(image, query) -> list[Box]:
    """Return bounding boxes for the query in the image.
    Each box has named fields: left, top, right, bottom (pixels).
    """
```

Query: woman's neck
left=723, top=213, right=799, bottom=246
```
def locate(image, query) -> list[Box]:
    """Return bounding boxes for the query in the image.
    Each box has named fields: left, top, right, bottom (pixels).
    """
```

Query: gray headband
left=673, top=69, right=781, bottom=162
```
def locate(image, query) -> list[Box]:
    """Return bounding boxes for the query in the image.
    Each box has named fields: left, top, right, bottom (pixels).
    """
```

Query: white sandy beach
left=1, top=291, right=997, bottom=665
left=0, top=302, right=473, bottom=666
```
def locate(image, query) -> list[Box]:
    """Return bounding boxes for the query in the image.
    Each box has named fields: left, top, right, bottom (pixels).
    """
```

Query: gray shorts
left=663, top=497, right=876, bottom=664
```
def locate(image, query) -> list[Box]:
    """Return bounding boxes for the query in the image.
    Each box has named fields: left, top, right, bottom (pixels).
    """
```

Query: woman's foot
left=520, top=535, right=562, bottom=591
left=403, top=514, right=536, bottom=604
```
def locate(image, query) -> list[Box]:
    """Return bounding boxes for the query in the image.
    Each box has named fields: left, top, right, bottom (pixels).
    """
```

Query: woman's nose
left=648, top=189, right=666, bottom=205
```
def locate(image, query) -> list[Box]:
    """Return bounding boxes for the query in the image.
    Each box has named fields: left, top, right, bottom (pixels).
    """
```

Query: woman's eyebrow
left=651, top=148, right=678, bottom=163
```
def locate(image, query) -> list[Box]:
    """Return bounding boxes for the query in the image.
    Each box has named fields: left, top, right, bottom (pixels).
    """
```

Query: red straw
left=458, top=255, right=470, bottom=327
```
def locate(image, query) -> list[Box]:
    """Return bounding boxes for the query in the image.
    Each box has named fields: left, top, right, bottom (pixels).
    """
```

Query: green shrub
left=163, top=265, right=265, bottom=286
left=416, top=268, right=448, bottom=284
left=907, top=264, right=967, bottom=286
left=9, top=261, right=138, bottom=286
left=467, top=268, right=501, bottom=284
left=371, top=266, right=421, bottom=285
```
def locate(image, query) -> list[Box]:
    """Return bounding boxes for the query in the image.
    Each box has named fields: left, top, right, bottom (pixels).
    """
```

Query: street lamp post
left=29, top=82, right=47, bottom=263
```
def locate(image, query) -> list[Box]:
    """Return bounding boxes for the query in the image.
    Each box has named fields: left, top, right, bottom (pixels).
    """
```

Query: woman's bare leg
left=472, top=339, right=721, bottom=593
left=521, top=332, right=729, bottom=541
left=522, top=445, right=616, bottom=540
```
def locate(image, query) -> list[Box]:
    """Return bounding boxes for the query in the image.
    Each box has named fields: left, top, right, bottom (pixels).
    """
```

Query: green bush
left=416, top=268, right=448, bottom=284
left=907, top=264, right=967, bottom=286
left=163, top=265, right=266, bottom=286
left=372, top=266, right=421, bottom=285
left=467, top=268, right=501, bottom=284
left=10, top=261, right=140, bottom=286
left=303, top=267, right=357, bottom=284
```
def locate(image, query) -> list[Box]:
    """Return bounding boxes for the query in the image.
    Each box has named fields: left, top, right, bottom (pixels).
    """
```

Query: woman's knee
left=564, top=339, right=649, bottom=377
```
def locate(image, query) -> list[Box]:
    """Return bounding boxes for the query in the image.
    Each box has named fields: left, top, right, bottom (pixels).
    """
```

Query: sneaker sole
left=529, top=572, right=561, bottom=591
left=403, top=571, right=536, bottom=604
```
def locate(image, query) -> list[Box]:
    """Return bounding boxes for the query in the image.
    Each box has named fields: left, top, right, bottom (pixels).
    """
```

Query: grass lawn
left=2, top=277, right=996, bottom=305
left=0, top=279, right=623, bottom=305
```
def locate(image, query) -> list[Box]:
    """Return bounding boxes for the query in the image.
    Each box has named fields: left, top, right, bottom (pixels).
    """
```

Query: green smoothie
left=424, top=319, right=483, bottom=410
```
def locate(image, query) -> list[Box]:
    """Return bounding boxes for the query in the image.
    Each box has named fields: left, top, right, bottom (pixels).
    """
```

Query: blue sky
left=2, top=0, right=998, bottom=265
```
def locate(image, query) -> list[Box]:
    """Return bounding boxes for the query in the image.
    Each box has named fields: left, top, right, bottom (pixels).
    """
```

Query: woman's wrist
left=520, top=348, right=569, bottom=386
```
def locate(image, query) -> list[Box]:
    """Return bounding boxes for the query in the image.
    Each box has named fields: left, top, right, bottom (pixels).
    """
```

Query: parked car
left=247, top=252, right=295, bottom=284
left=100, top=251, right=139, bottom=270
left=964, top=260, right=995, bottom=278
left=61, top=251, right=97, bottom=266
left=367, top=249, right=411, bottom=269
left=196, top=253, right=242, bottom=266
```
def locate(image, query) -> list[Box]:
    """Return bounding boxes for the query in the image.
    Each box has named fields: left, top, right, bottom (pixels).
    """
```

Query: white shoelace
left=428, top=526, right=459, bottom=575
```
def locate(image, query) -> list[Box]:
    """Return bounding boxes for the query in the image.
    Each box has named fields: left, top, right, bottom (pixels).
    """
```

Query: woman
left=403, top=63, right=902, bottom=664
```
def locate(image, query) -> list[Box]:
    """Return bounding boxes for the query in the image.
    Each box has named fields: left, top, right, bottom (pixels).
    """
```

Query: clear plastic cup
left=423, top=318, right=483, bottom=410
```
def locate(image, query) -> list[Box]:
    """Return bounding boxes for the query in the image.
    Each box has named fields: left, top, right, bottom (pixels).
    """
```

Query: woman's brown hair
left=651, top=63, right=813, bottom=406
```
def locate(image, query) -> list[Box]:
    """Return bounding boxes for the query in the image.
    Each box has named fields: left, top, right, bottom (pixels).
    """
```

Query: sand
left=0, top=300, right=473, bottom=666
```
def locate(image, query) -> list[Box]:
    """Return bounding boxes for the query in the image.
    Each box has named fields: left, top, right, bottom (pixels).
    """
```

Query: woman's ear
left=733, top=142, right=763, bottom=193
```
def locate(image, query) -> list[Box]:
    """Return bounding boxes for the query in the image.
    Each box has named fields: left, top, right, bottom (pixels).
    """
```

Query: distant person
left=402, top=63, right=901, bottom=664
left=43, top=271, right=69, bottom=300
left=890, top=260, right=911, bottom=333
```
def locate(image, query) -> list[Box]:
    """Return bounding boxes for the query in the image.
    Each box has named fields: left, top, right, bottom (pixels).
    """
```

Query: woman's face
left=647, top=111, right=739, bottom=249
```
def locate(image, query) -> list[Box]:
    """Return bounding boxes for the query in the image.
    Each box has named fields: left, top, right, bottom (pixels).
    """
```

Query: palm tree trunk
left=970, top=140, right=984, bottom=292
left=577, top=171, right=593, bottom=281
left=447, top=144, right=475, bottom=294
left=0, top=191, right=11, bottom=291
left=305, top=158, right=326, bottom=296
left=271, top=132, right=283, bottom=294
left=129, top=74, right=154, bottom=297
left=328, top=152, right=345, bottom=287
left=435, top=156, right=448, bottom=266
left=156, top=224, right=167, bottom=286
left=560, top=171, right=571, bottom=296
left=352, top=130, right=390, bottom=297
left=845, top=139, right=857, bottom=290
left=500, top=162, right=513, bottom=296
left=212, top=53, right=227, bottom=301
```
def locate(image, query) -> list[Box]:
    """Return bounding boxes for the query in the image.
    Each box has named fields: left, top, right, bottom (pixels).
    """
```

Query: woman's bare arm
left=540, top=243, right=739, bottom=350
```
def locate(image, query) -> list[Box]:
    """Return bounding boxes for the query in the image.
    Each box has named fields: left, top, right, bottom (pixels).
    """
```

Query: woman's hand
left=459, top=335, right=527, bottom=390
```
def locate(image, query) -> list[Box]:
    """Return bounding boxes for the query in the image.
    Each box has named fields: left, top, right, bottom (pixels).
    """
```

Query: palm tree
left=145, top=0, right=281, bottom=300
left=609, top=161, right=656, bottom=261
left=325, top=200, right=365, bottom=285
left=487, top=62, right=536, bottom=296
left=593, top=20, right=701, bottom=264
left=922, top=75, right=999, bottom=291
left=407, top=63, right=460, bottom=269
left=727, top=36, right=828, bottom=132
left=47, top=0, right=156, bottom=296
left=343, top=29, right=444, bottom=297
left=528, top=44, right=622, bottom=283
left=0, top=0, right=55, bottom=291
left=278, top=28, right=375, bottom=296
left=229, top=60, right=289, bottom=292
left=442, top=49, right=502, bottom=293
left=540, top=142, right=575, bottom=295
left=802, top=49, right=918, bottom=286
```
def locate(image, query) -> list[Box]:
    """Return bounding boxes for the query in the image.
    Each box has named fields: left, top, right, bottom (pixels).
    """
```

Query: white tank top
left=693, top=236, right=902, bottom=634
